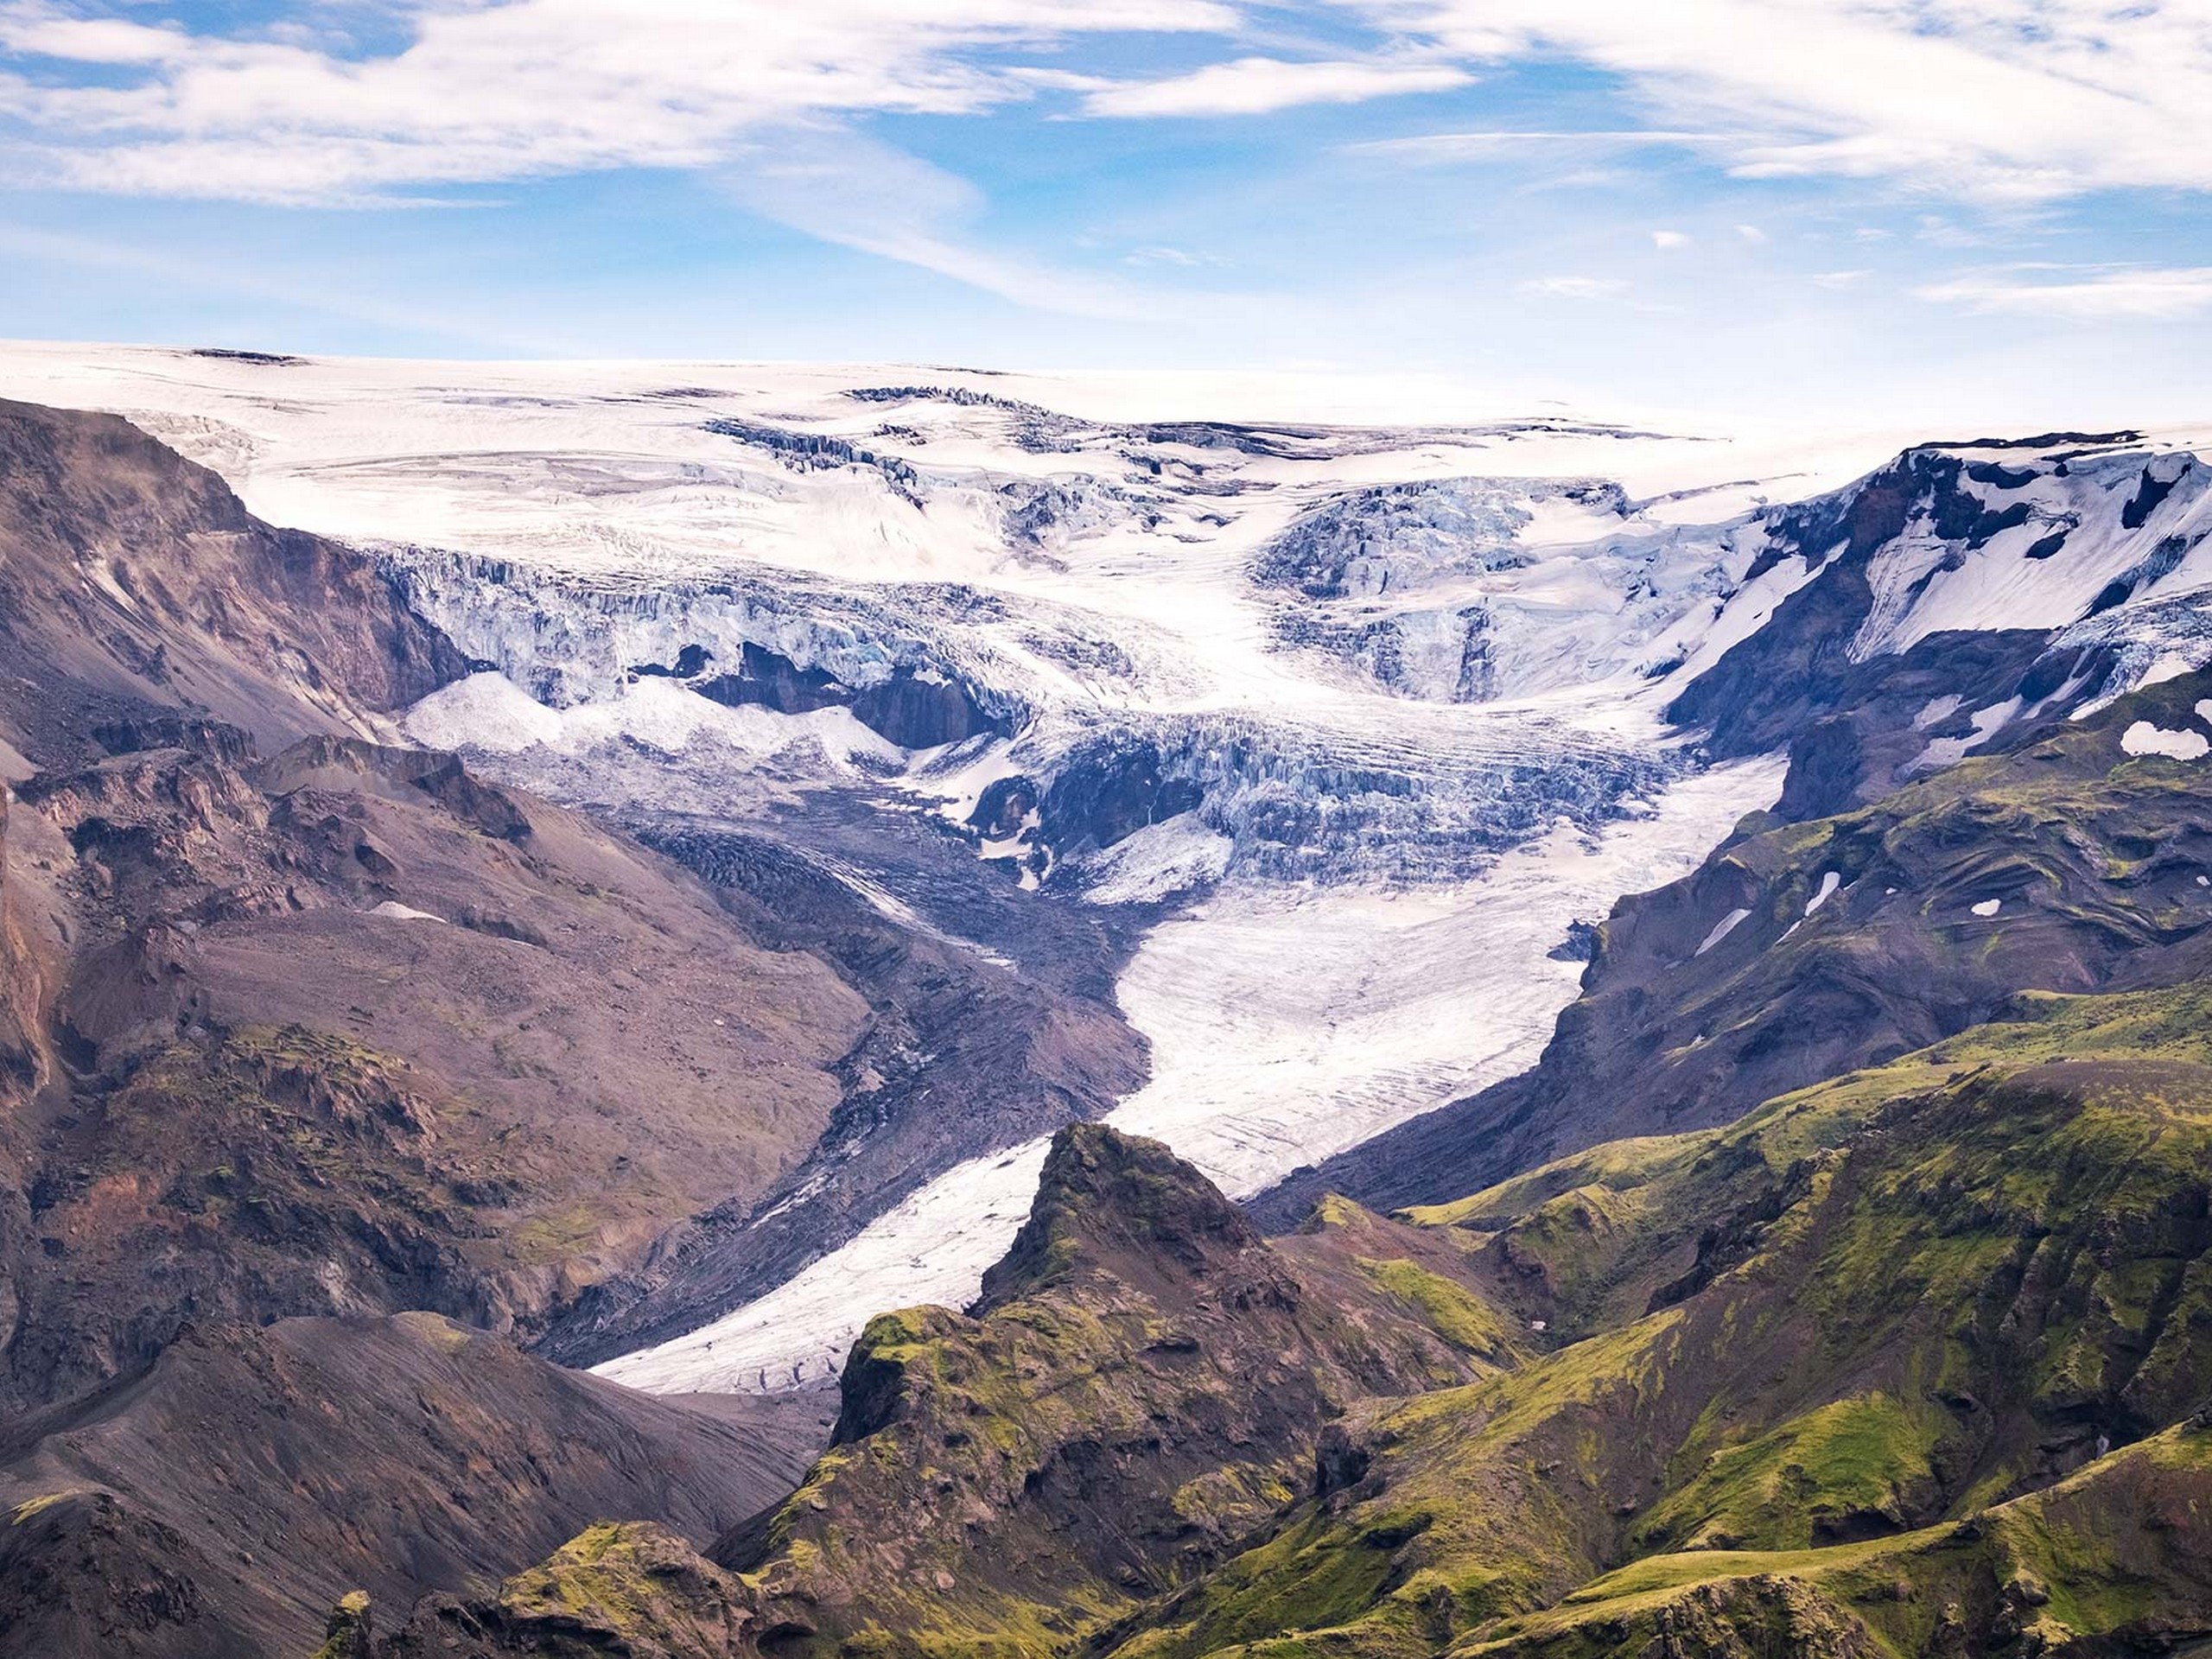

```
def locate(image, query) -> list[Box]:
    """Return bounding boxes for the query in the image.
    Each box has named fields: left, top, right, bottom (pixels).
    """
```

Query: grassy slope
left=1103, top=983, right=2212, bottom=1657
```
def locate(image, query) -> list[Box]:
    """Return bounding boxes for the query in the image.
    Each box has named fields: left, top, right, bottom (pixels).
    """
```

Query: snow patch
left=1805, top=870, right=1841, bottom=916
left=369, top=900, right=446, bottom=924
left=1913, top=697, right=2023, bottom=773
left=1913, top=694, right=1962, bottom=730
left=404, top=671, right=899, bottom=769
left=2121, top=720, right=2211, bottom=760
left=1694, top=907, right=1752, bottom=957
left=1971, top=898, right=2003, bottom=918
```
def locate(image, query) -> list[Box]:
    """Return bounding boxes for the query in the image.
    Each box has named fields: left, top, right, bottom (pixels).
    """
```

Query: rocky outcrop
left=696, top=641, right=1007, bottom=748
left=377, top=1524, right=767, bottom=1658
left=728, top=1126, right=1506, bottom=1655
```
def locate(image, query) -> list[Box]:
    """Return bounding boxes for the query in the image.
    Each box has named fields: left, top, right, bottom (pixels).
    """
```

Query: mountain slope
left=0, top=397, right=467, bottom=765
left=1666, top=435, right=2212, bottom=817
left=0, top=721, right=882, bottom=1408
left=1262, top=664, right=2212, bottom=1221
left=0, top=1313, right=827, bottom=1659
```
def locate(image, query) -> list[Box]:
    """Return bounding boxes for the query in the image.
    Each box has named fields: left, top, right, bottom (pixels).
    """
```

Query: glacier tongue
left=592, top=751, right=1782, bottom=1395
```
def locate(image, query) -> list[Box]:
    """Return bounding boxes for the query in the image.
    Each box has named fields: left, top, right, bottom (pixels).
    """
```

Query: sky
left=3, top=0, right=2212, bottom=427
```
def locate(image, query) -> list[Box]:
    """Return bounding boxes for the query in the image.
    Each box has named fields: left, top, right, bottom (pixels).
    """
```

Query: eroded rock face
left=0, top=397, right=470, bottom=762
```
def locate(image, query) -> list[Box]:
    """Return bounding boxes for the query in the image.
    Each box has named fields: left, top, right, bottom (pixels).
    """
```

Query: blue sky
left=3, top=0, right=2212, bottom=424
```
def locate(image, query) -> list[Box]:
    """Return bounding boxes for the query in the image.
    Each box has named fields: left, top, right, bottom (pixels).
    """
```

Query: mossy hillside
left=1396, top=979, right=2212, bottom=1350
left=1452, top=1422, right=2212, bottom=1657
left=1632, top=1391, right=1952, bottom=1552
left=1357, top=1260, right=1522, bottom=1368
left=1104, top=1311, right=1692, bottom=1659
left=1276, top=1194, right=1529, bottom=1376
left=745, top=1128, right=1510, bottom=1657
left=1099, top=987, right=2212, bottom=1657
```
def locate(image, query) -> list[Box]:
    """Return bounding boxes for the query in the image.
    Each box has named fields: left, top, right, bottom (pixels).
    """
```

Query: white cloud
left=1083, top=55, right=1471, bottom=118
left=1811, top=269, right=1870, bottom=289
left=1916, top=266, right=2212, bottom=320
left=1124, top=245, right=1226, bottom=267
left=1519, top=275, right=1630, bottom=301
left=1735, top=224, right=1766, bottom=244
left=1651, top=229, right=1689, bottom=250
left=1340, top=0, right=2212, bottom=200
left=0, top=0, right=1242, bottom=202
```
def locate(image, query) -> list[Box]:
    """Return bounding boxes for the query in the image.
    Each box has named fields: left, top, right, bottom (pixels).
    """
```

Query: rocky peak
left=976, top=1124, right=1268, bottom=1309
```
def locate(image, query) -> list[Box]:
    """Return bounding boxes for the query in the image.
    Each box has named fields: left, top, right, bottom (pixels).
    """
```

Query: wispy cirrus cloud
left=723, top=125, right=1171, bottom=320
left=1518, top=275, right=1631, bottom=302
left=0, top=0, right=1255, bottom=315
left=0, top=0, right=1243, bottom=203
left=1339, top=0, right=2212, bottom=201
left=1081, top=54, right=1471, bottom=118
left=1348, top=128, right=1736, bottom=166
left=1916, top=266, right=2212, bottom=320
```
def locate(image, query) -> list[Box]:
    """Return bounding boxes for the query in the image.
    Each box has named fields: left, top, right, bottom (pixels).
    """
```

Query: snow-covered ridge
left=1841, top=444, right=2212, bottom=661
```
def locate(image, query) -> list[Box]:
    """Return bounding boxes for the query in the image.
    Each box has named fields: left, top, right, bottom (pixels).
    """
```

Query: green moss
left=1639, top=1393, right=1948, bottom=1552
left=1357, top=1258, right=1518, bottom=1364
left=505, top=1522, right=646, bottom=1621
left=1108, top=1509, right=1415, bottom=1659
